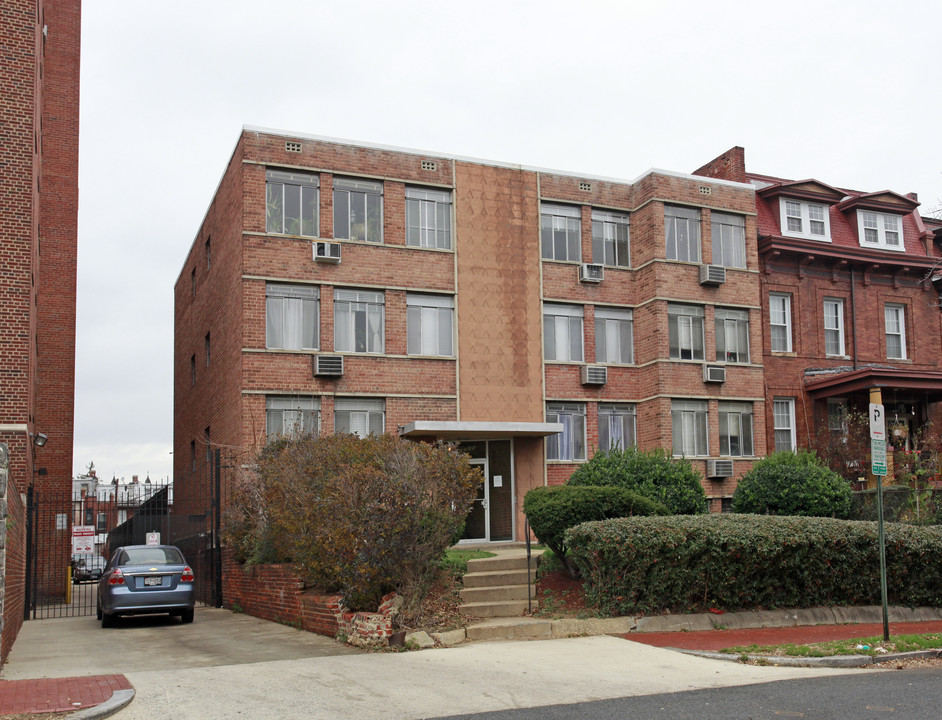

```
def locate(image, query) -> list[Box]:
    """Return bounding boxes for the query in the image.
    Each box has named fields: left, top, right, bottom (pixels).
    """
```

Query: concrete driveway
left=1, top=607, right=360, bottom=680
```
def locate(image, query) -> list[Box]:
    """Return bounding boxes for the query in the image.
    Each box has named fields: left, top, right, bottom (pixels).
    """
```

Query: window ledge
left=781, top=231, right=832, bottom=243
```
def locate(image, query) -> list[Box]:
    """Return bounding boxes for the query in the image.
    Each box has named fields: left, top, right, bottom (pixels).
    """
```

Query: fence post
left=213, top=449, right=223, bottom=608
left=24, top=485, right=33, bottom=621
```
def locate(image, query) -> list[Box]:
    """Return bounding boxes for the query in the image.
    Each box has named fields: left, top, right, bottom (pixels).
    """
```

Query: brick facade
left=0, top=0, right=81, bottom=662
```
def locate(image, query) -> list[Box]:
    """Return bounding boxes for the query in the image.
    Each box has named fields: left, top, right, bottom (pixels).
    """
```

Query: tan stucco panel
left=454, top=162, right=544, bottom=422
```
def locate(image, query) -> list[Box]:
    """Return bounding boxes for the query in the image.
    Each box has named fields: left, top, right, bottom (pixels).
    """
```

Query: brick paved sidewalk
left=628, top=620, right=942, bottom=652
left=0, top=674, right=131, bottom=715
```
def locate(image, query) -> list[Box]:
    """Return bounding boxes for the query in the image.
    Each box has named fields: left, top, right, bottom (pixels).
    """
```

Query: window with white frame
left=333, top=178, right=383, bottom=243
left=334, top=397, right=384, bottom=438
left=595, top=307, right=633, bottom=364
left=827, top=398, right=849, bottom=438
left=97, top=512, right=108, bottom=533
left=546, top=402, right=586, bottom=461
left=266, top=284, right=319, bottom=351
left=591, top=209, right=630, bottom=267
left=541, top=204, right=581, bottom=262
left=885, top=303, right=907, bottom=359
left=711, top=212, right=746, bottom=268
left=668, top=303, right=705, bottom=360
left=266, top=170, right=319, bottom=237
left=773, top=398, right=796, bottom=452
left=598, top=403, right=636, bottom=452
left=543, top=304, right=584, bottom=362
left=715, top=308, right=750, bottom=363
left=266, top=396, right=320, bottom=437
left=823, top=298, right=845, bottom=356
left=671, top=399, right=708, bottom=456
left=781, top=198, right=830, bottom=241
left=406, top=187, right=452, bottom=249
left=334, top=289, right=384, bottom=353
left=407, top=293, right=454, bottom=356
left=665, top=205, right=701, bottom=263
left=719, top=401, right=754, bottom=457
left=858, top=211, right=903, bottom=250
left=769, top=293, right=793, bottom=353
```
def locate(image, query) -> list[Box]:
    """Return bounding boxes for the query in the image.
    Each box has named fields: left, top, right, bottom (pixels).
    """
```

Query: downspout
left=850, top=266, right=858, bottom=371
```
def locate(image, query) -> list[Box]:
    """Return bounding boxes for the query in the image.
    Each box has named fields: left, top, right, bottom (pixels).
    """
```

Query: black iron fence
left=850, top=486, right=942, bottom=524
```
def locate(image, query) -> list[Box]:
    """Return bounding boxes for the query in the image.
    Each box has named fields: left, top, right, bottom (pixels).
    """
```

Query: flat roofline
left=399, top=421, right=563, bottom=440
left=243, top=125, right=755, bottom=191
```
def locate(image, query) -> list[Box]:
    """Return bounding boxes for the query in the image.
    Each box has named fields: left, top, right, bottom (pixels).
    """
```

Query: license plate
left=144, top=576, right=162, bottom=586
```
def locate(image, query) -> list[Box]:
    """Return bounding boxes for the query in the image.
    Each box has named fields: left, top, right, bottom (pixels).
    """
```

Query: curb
left=676, top=648, right=942, bottom=668
left=65, top=688, right=135, bottom=720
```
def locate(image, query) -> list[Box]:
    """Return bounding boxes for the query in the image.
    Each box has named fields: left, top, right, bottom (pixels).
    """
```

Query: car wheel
left=101, top=612, right=115, bottom=628
left=180, top=609, right=194, bottom=624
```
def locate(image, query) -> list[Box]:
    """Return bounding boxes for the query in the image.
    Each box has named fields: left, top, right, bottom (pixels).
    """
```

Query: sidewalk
left=0, top=674, right=132, bottom=717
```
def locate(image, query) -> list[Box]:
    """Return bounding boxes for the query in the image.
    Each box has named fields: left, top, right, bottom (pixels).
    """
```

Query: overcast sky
left=73, top=0, right=942, bottom=482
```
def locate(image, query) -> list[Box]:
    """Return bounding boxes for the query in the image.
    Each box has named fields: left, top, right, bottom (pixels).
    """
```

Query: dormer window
left=781, top=198, right=830, bottom=241
left=859, top=211, right=903, bottom=251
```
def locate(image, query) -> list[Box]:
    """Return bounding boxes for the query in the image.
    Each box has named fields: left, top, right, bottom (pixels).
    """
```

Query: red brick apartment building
left=0, top=0, right=81, bottom=659
left=696, top=148, right=942, bottom=477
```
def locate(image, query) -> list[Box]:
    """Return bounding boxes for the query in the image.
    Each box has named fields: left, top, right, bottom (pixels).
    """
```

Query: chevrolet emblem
left=149, top=567, right=158, bottom=572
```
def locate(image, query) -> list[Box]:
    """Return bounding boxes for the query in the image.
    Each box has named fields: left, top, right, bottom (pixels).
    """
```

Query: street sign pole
left=869, top=393, right=890, bottom=643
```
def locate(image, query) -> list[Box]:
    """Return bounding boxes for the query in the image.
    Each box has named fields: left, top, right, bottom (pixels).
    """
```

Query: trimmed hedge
left=731, top=450, right=851, bottom=518
left=566, top=446, right=707, bottom=515
left=565, top=514, right=942, bottom=616
left=523, top=485, right=668, bottom=577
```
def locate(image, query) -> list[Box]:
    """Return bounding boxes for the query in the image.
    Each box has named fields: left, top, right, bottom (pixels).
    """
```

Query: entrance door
left=462, top=459, right=488, bottom=542
left=459, top=440, right=514, bottom=543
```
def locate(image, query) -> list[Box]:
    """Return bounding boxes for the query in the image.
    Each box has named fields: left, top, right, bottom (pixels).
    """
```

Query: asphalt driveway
left=1, top=607, right=360, bottom=680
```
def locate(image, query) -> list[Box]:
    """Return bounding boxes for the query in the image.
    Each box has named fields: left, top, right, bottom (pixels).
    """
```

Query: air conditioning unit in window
left=699, top=264, right=726, bottom=286
left=703, top=364, right=726, bottom=383
left=579, top=263, right=604, bottom=283
left=581, top=365, right=608, bottom=385
left=705, top=459, right=734, bottom=479
left=313, top=354, right=344, bottom=377
left=313, top=241, right=341, bottom=263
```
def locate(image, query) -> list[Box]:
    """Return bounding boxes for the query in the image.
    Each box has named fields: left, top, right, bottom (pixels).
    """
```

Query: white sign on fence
left=72, top=525, right=95, bottom=554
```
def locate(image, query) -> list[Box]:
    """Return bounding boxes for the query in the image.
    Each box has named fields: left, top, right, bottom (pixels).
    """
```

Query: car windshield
left=119, top=548, right=184, bottom=566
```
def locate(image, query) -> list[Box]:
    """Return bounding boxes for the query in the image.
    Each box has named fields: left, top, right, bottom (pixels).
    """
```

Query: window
left=719, top=402, right=754, bottom=457
left=407, top=294, right=454, bottom=356
left=266, top=170, right=319, bottom=237
left=96, top=512, right=108, bottom=533
left=823, top=298, right=845, bottom=356
left=781, top=198, right=830, bottom=241
left=546, top=403, right=586, bottom=461
left=204, top=427, right=211, bottom=463
left=665, top=205, right=701, bottom=263
left=885, top=303, right=906, bottom=359
left=190, top=354, right=195, bottom=387
left=828, top=399, right=849, bottom=437
left=541, top=204, right=581, bottom=262
left=543, top=304, right=584, bottom=362
left=335, top=398, right=384, bottom=438
left=334, top=289, right=384, bottom=354
left=859, top=211, right=903, bottom=250
left=334, top=178, right=383, bottom=243
left=266, top=284, right=319, bottom=351
left=190, top=440, right=196, bottom=472
left=406, top=187, right=452, bottom=249
left=598, top=403, right=636, bottom=452
left=591, top=210, right=630, bottom=267
left=595, top=307, right=633, bottom=364
left=671, top=399, right=708, bottom=456
left=118, top=509, right=127, bottom=525
left=205, top=236, right=211, bottom=269
left=773, top=398, right=796, bottom=452
left=191, top=267, right=196, bottom=297
left=715, top=308, right=750, bottom=363
left=668, top=304, right=704, bottom=360
left=204, top=332, right=211, bottom=366
left=711, top=212, right=746, bottom=269
left=769, top=293, right=792, bottom=352
left=266, top=396, right=320, bottom=437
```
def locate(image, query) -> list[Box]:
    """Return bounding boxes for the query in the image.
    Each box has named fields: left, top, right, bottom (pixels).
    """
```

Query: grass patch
left=440, top=548, right=495, bottom=576
left=721, top=633, right=942, bottom=657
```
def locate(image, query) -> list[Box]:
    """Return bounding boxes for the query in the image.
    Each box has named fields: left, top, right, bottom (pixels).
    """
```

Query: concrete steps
left=460, top=552, right=540, bottom=619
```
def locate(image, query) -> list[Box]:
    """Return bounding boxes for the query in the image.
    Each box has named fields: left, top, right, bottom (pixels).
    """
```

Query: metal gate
left=25, top=451, right=229, bottom=620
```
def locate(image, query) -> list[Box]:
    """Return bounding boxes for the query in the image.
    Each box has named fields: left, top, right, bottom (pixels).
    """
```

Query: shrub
left=732, top=450, right=851, bottom=518
left=223, top=434, right=480, bottom=617
left=523, top=485, right=668, bottom=577
left=566, top=446, right=707, bottom=515
left=565, top=514, right=942, bottom=616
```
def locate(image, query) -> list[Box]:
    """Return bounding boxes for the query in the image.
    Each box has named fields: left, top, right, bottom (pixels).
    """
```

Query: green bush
left=223, top=434, right=480, bottom=616
left=566, top=446, right=707, bottom=515
left=731, top=450, right=851, bottom=518
left=523, top=485, right=668, bottom=577
left=565, top=514, right=942, bottom=616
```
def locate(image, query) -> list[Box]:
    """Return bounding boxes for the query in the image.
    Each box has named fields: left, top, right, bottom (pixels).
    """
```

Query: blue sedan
left=97, top=545, right=196, bottom=627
